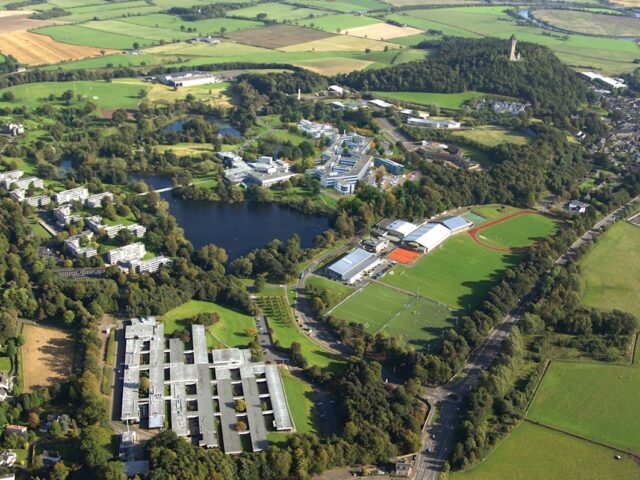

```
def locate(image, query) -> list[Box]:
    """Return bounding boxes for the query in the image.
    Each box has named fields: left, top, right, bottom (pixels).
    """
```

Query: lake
left=160, top=117, right=242, bottom=139
left=131, top=173, right=330, bottom=261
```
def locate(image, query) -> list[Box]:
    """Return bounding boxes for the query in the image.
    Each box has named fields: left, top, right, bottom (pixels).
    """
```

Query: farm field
left=533, top=9, right=640, bottom=37
left=0, top=10, right=62, bottom=34
left=292, top=57, right=374, bottom=75
left=1, top=81, right=149, bottom=110
left=280, top=35, right=397, bottom=53
left=80, top=19, right=194, bottom=43
left=527, top=360, right=640, bottom=451
left=371, top=91, right=484, bottom=109
left=580, top=221, right=640, bottom=318
left=161, top=300, right=255, bottom=348
left=386, top=7, right=640, bottom=74
left=450, top=422, right=640, bottom=480
left=22, top=324, right=75, bottom=393
left=227, top=24, right=333, bottom=49
left=0, top=30, right=114, bottom=65
left=301, top=0, right=389, bottom=12
left=148, top=41, right=272, bottom=57
left=230, top=2, right=321, bottom=21
left=332, top=283, right=454, bottom=347
left=119, top=14, right=260, bottom=35
left=452, top=126, right=532, bottom=146
left=344, top=23, right=424, bottom=40
left=34, top=24, right=145, bottom=49
left=296, top=13, right=379, bottom=32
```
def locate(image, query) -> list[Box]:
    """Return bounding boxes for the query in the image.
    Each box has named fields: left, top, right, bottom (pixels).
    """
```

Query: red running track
left=467, top=210, right=539, bottom=252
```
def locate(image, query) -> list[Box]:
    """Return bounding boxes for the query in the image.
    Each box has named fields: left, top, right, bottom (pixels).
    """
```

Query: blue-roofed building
left=374, top=157, right=404, bottom=175
left=326, top=247, right=382, bottom=284
left=438, top=216, right=473, bottom=233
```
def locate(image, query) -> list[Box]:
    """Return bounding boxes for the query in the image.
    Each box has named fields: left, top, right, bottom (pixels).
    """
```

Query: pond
left=160, top=117, right=242, bottom=139
left=132, top=173, right=330, bottom=261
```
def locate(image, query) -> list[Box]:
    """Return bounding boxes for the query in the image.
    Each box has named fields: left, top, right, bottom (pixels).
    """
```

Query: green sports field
left=452, top=126, right=532, bottom=147
left=476, top=213, right=558, bottom=250
left=371, top=91, right=484, bottom=109
left=580, top=221, right=640, bottom=318
left=527, top=360, right=640, bottom=451
left=382, top=235, right=521, bottom=312
left=161, top=300, right=255, bottom=348
left=332, top=282, right=454, bottom=347
left=451, top=422, right=640, bottom=480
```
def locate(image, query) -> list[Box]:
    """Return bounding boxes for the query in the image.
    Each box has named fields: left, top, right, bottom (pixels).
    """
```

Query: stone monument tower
left=509, top=34, right=520, bottom=61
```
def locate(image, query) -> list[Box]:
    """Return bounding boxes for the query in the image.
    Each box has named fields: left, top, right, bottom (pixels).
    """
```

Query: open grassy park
left=580, top=221, right=640, bottom=318
left=451, top=422, right=640, bottom=480
left=372, top=91, right=484, bottom=110
left=452, top=126, right=532, bottom=147
left=161, top=300, right=255, bottom=348
left=332, top=282, right=454, bottom=347
left=528, top=360, right=640, bottom=451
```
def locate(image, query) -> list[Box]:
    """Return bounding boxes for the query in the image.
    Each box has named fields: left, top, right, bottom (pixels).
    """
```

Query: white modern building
left=407, top=118, right=461, bottom=129
left=85, top=192, right=113, bottom=209
left=384, top=219, right=419, bottom=240
left=326, top=247, right=382, bottom=284
left=5, top=176, right=43, bottom=191
left=108, top=242, right=145, bottom=265
left=297, top=119, right=337, bottom=139
left=369, top=99, right=393, bottom=109
left=403, top=223, right=451, bottom=252
left=160, top=71, right=221, bottom=88
left=64, top=231, right=98, bottom=258
left=53, top=204, right=81, bottom=226
left=125, top=256, right=173, bottom=274
left=0, top=170, right=23, bottom=185
left=55, top=187, right=89, bottom=205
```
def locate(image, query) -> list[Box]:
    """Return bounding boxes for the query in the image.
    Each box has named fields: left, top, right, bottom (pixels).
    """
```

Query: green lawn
left=119, top=14, right=261, bottom=34
left=580, top=221, right=640, bottom=318
left=305, top=276, right=353, bottom=309
left=332, top=283, right=454, bottom=347
left=1, top=81, right=149, bottom=110
left=382, top=235, right=521, bottom=312
left=527, top=360, right=640, bottom=451
left=451, top=422, right=640, bottom=480
left=263, top=296, right=343, bottom=370
left=0, top=354, right=11, bottom=373
left=477, top=213, right=558, bottom=250
left=452, top=126, right=532, bottom=146
left=161, top=300, right=255, bottom=348
left=280, top=369, right=316, bottom=434
left=372, top=91, right=484, bottom=109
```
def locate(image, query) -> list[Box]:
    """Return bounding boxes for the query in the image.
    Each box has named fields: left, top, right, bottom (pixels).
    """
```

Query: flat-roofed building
left=403, top=223, right=451, bottom=252
left=125, top=256, right=173, bottom=274
left=160, top=71, right=221, bottom=88
left=64, top=231, right=98, bottom=258
left=55, top=187, right=89, bottom=205
left=120, top=319, right=293, bottom=454
left=437, top=215, right=473, bottom=233
left=107, top=243, right=145, bottom=265
left=326, top=247, right=381, bottom=284
left=0, top=170, right=23, bottom=185
left=6, top=176, right=43, bottom=191
left=407, top=118, right=461, bottom=129
left=85, top=192, right=113, bottom=209
left=385, top=219, right=418, bottom=240
left=374, top=157, right=404, bottom=175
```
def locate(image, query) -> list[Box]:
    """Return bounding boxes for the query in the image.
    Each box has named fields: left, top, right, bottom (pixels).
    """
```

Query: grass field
left=119, top=14, right=261, bottom=34
left=332, top=283, right=454, bottom=347
left=452, top=126, right=532, bottom=146
left=451, top=422, right=640, bottom=480
left=296, top=13, right=379, bottom=32
left=230, top=2, right=322, bottom=21
left=580, top=221, right=640, bottom=318
left=306, top=276, right=353, bottom=309
left=528, top=360, right=640, bottom=451
left=280, top=369, right=316, bottom=434
left=475, top=213, right=558, bottom=250
left=301, top=0, right=389, bottom=12
left=161, top=300, right=255, bottom=348
left=293, top=56, right=373, bottom=75
left=382, top=235, right=521, bottom=312
left=261, top=296, right=342, bottom=370
left=228, top=24, right=333, bottom=49
left=0, top=80, right=149, bottom=110
left=372, top=91, right=484, bottom=109
left=34, top=24, right=146, bottom=50
left=22, top=324, right=74, bottom=393
left=533, top=9, right=640, bottom=37
left=280, top=35, right=397, bottom=53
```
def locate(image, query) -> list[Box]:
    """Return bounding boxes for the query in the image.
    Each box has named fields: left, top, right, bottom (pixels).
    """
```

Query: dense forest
left=338, top=38, right=587, bottom=119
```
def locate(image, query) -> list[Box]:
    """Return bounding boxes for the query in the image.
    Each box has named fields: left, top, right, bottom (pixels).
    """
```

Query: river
left=132, top=173, right=330, bottom=261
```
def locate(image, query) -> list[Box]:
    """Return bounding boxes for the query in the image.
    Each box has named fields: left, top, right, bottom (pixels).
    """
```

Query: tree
left=235, top=399, right=246, bottom=412
left=28, top=411, right=40, bottom=429
left=253, top=274, right=266, bottom=293
left=111, top=109, right=128, bottom=126
left=61, top=90, right=74, bottom=105
left=1, top=92, right=15, bottom=102
left=103, top=461, right=127, bottom=480
left=50, top=461, right=70, bottom=480
left=245, top=327, right=258, bottom=339
left=236, top=420, right=248, bottom=431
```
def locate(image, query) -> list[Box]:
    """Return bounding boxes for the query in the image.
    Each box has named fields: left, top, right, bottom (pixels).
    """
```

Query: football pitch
left=332, top=283, right=454, bottom=347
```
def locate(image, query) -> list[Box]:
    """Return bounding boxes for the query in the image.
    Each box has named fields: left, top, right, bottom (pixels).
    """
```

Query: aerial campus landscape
left=0, top=0, right=639, bottom=479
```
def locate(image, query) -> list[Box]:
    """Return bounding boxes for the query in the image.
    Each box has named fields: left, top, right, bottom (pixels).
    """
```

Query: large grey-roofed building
left=403, top=223, right=451, bottom=252
left=119, top=319, right=293, bottom=454
left=326, top=247, right=382, bottom=284
left=385, top=219, right=419, bottom=239
left=437, top=216, right=472, bottom=233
